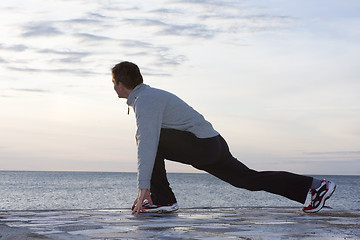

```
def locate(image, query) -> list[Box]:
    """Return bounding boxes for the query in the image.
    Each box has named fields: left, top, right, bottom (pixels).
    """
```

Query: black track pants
left=150, top=128, right=313, bottom=205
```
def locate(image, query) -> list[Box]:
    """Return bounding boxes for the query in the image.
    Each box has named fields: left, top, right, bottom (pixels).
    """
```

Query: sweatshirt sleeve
left=134, top=95, right=164, bottom=189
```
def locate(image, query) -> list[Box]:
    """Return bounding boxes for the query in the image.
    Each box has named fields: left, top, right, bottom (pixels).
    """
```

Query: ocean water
left=0, top=171, right=359, bottom=211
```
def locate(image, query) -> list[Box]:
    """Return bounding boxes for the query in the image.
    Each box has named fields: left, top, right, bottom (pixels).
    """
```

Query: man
left=111, top=61, right=336, bottom=214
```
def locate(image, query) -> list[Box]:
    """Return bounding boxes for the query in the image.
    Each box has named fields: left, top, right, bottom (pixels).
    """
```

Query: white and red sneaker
left=132, top=199, right=179, bottom=213
left=302, top=179, right=336, bottom=213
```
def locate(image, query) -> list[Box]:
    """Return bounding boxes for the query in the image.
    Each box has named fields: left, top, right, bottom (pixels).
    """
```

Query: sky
left=0, top=0, right=359, bottom=175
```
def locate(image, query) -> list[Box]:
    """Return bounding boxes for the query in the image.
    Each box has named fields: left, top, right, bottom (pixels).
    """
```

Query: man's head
left=111, top=61, right=143, bottom=90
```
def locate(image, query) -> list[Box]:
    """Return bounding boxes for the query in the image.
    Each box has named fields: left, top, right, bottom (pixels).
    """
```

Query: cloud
left=152, top=1, right=296, bottom=37
left=37, top=49, right=91, bottom=63
left=7, top=67, right=41, bottom=73
left=120, top=40, right=161, bottom=49
left=283, top=158, right=360, bottom=175
left=8, top=44, right=28, bottom=51
left=123, top=18, right=167, bottom=28
left=172, top=0, right=260, bottom=12
left=123, top=17, right=215, bottom=39
left=75, top=33, right=113, bottom=42
left=22, top=22, right=63, bottom=37
left=140, top=71, right=172, bottom=78
left=38, top=49, right=89, bottom=56
left=3, top=0, right=297, bottom=81
left=119, top=39, right=187, bottom=67
left=173, top=0, right=228, bottom=6
left=0, top=44, right=28, bottom=52
left=65, top=18, right=101, bottom=25
left=304, top=151, right=360, bottom=156
left=7, top=66, right=99, bottom=76
left=6, top=0, right=296, bottom=81
left=12, top=88, right=50, bottom=93
left=161, top=23, right=215, bottom=38
left=150, top=8, right=183, bottom=15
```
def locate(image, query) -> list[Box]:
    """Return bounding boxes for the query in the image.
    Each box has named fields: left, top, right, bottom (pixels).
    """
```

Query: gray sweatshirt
left=127, top=84, right=219, bottom=189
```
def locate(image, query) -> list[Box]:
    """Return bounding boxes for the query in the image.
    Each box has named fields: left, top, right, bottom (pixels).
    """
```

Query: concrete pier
left=1, top=207, right=359, bottom=239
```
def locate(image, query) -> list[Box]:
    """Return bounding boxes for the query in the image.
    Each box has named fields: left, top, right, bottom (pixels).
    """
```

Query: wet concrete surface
left=1, top=207, right=359, bottom=239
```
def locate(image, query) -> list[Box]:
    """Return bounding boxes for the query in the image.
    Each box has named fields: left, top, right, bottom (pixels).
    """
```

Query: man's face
left=112, top=78, right=126, bottom=98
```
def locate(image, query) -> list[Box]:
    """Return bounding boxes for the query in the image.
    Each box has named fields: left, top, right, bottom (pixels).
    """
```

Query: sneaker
left=302, top=179, right=336, bottom=213
left=132, top=199, right=179, bottom=213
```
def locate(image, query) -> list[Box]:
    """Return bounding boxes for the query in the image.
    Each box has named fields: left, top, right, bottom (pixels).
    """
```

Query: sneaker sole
left=141, top=204, right=179, bottom=213
left=304, top=182, right=336, bottom=213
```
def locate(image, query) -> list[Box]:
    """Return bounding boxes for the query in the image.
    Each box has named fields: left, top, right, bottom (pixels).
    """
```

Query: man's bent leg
left=150, top=152, right=177, bottom=205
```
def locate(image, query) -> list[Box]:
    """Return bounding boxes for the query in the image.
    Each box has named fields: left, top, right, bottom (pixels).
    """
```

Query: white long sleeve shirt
left=126, top=84, right=219, bottom=189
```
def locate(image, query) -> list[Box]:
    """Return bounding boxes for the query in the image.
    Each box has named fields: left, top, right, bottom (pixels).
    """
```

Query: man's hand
left=132, top=189, right=152, bottom=214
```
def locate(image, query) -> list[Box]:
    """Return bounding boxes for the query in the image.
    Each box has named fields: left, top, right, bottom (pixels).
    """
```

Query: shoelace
left=309, top=189, right=319, bottom=207
left=309, top=181, right=329, bottom=207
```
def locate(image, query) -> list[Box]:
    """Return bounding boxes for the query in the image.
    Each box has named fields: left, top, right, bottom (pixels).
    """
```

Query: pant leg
left=155, top=128, right=312, bottom=204
left=195, top=135, right=313, bottom=204
left=150, top=151, right=177, bottom=205
left=149, top=129, right=205, bottom=205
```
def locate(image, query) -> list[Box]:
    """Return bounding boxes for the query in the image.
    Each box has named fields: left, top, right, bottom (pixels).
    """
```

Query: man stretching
left=111, top=61, right=336, bottom=214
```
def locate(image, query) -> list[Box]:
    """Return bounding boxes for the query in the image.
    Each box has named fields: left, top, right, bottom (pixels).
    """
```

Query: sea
left=0, top=171, right=359, bottom=211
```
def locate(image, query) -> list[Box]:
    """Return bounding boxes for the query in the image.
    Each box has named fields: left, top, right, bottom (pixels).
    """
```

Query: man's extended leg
left=192, top=134, right=313, bottom=204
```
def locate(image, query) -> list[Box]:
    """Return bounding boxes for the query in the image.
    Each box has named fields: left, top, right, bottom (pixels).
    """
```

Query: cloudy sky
left=1, top=0, right=359, bottom=175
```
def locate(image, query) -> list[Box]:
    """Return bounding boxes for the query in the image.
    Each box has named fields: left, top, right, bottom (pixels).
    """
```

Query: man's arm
left=132, top=95, right=164, bottom=213
left=135, top=96, right=164, bottom=190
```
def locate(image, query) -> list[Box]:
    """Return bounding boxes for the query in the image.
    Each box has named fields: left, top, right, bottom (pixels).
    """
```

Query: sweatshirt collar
left=126, top=83, right=149, bottom=107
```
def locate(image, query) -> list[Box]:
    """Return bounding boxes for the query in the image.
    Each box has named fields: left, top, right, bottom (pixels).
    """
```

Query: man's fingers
left=132, top=208, right=137, bottom=214
left=132, top=202, right=142, bottom=214
left=132, top=189, right=150, bottom=214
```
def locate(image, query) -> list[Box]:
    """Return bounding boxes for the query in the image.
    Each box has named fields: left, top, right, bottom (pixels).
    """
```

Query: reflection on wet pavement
left=1, top=207, right=359, bottom=239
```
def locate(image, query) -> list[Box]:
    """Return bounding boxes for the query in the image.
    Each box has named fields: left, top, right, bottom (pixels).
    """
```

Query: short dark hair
left=111, top=61, right=143, bottom=89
